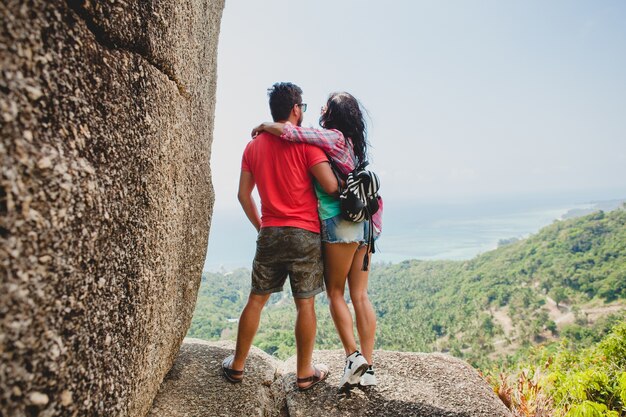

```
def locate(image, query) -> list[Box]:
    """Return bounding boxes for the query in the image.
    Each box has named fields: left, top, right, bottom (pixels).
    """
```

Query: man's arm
left=238, top=170, right=261, bottom=232
left=310, top=161, right=339, bottom=196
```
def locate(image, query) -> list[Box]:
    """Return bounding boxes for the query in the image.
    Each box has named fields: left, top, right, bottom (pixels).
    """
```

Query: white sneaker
left=359, top=365, right=377, bottom=386
left=339, top=351, right=369, bottom=390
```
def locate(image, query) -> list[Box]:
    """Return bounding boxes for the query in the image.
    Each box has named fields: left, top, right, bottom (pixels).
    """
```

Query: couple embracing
left=222, top=82, right=382, bottom=392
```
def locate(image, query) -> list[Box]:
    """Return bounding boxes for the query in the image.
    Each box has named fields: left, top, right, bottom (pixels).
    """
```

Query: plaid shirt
left=282, top=123, right=356, bottom=175
left=281, top=123, right=383, bottom=234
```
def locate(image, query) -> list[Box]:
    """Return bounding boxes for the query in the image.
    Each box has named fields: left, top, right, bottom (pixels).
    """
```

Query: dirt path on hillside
left=492, top=308, right=514, bottom=338
left=545, top=296, right=625, bottom=326
left=489, top=299, right=625, bottom=358
left=545, top=296, right=573, bottom=325
left=583, top=304, right=626, bottom=321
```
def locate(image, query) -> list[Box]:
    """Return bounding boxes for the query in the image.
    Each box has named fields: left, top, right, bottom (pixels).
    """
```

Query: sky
left=210, top=0, right=626, bottom=213
left=203, top=1, right=626, bottom=270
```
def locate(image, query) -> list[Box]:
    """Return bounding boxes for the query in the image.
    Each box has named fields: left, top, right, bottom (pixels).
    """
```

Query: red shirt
left=242, top=132, right=328, bottom=233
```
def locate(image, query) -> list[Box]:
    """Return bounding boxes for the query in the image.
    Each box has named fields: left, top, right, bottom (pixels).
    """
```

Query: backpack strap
left=325, top=154, right=369, bottom=180
left=361, top=207, right=376, bottom=271
left=324, top=153, right=347, bottom=187
left=357, top=160, right=369, bottom=171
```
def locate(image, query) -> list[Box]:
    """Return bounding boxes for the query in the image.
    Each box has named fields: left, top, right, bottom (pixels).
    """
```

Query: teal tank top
left=314, top=181, right=341, bottom=220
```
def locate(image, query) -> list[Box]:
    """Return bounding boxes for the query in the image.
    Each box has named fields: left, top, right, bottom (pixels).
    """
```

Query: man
left=222, top=82, right=338, bottom=390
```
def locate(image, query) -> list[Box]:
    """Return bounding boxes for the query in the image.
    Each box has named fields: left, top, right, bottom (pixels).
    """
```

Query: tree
left=551, top=287, right=567, bottom=308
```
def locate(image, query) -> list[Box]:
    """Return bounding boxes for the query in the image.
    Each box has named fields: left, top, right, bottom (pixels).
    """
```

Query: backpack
left=329, top=159, right=381, bottom=270
left=339, top=161, right=380, bottom=223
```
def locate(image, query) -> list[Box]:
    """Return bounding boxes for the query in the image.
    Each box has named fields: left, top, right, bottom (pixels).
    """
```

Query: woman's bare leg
left=323, top=242, right=359, bottom=355
left=347, top=246, right=376, bottom=365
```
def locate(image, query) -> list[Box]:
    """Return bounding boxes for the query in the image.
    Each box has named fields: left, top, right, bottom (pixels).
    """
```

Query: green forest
left=188, top=207, right=626, bottom=416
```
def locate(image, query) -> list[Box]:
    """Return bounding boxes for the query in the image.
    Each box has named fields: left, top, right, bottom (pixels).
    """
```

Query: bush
left=486, top=320, right=626, bottom=417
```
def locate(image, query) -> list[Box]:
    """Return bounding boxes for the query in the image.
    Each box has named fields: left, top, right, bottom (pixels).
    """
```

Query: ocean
left=202, top=194, right=623, bottom=272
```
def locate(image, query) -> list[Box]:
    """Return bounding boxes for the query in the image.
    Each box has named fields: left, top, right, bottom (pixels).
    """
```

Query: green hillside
left=188, top=206, right=626, bottom=368
left=371, top=206, right=626, bottom=367
left=488, top=320, right=626, bottom=416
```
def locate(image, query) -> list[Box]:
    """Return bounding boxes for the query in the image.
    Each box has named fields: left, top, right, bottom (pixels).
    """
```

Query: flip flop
left=222, top=355, right=244, bottom=383
left=296, top=364, right=330, bottom=391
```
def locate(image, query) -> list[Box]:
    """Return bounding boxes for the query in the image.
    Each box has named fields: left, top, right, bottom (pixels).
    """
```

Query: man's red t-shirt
left=241, top=132, right=328, bottom=233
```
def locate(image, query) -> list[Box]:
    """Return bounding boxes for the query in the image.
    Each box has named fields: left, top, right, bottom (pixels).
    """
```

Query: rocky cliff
left=0, top=1, right=223, bottom=416
left=149, top=339, right=513, bottom=417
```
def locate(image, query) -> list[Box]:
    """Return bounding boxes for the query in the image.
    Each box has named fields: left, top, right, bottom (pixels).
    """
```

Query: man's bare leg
left=232, top=292, right=270, bottom=371
left=294, top=296, right=318, bottom=381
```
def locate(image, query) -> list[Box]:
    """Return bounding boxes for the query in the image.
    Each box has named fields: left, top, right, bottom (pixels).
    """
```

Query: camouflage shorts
left=251, top=227, right=324, bottom=298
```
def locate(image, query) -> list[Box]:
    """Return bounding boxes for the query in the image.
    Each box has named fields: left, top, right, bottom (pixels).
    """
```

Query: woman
left=253, top=92, right=382, bottom=390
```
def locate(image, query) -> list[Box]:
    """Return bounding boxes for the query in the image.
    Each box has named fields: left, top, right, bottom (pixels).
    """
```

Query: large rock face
left=0, top=1, right=223, bottom=416
left=149, top=340, right=513, bottom=417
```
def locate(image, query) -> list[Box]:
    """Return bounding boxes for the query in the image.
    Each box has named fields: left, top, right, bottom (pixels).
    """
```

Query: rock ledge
left=149, top=339, right=512, bottom=417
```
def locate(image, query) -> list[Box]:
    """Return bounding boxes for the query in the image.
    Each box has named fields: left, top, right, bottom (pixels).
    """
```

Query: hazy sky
left=210, top=0, right=626, bottom=212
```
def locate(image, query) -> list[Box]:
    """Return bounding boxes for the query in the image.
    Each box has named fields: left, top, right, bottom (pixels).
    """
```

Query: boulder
left=148, top=339, right=286, bottom=417
left=149, top=340, right=512, bottom=417
left=281, top=349, right=512, bottom=417
left=0, top=1, right=223, bottom=416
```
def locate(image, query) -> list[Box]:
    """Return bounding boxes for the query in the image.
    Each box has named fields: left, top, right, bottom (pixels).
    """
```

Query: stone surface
left=282, top=350, right=513, bottom=417
left=148, top=339, right=286, bottom=417
left=149, top=340, right=512, bottom=417
left=0, top=1, right=223, bottom=416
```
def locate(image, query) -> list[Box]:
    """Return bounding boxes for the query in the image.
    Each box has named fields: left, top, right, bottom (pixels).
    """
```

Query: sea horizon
left=203, top=191, right=625, bottom=273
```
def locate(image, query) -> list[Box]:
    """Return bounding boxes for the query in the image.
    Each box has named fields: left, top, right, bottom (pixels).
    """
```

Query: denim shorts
left=321, top=214, right=379, bottom=245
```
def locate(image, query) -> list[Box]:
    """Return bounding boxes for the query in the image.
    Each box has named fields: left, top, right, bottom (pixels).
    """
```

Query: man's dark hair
left=268, top=82, right=302, bottom=122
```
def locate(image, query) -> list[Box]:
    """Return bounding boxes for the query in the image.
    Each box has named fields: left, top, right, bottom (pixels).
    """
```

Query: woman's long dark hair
left=319, top=92, right=368, bottom=164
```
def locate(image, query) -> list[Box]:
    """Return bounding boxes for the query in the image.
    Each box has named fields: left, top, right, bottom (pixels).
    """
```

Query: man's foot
left=222, top=355, right=244, bottom=383
left=359, top=365, right=377, bottom=386
left=297, top=363, right=330, bottom=391
left=338, top=351, right=369, bottom=391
